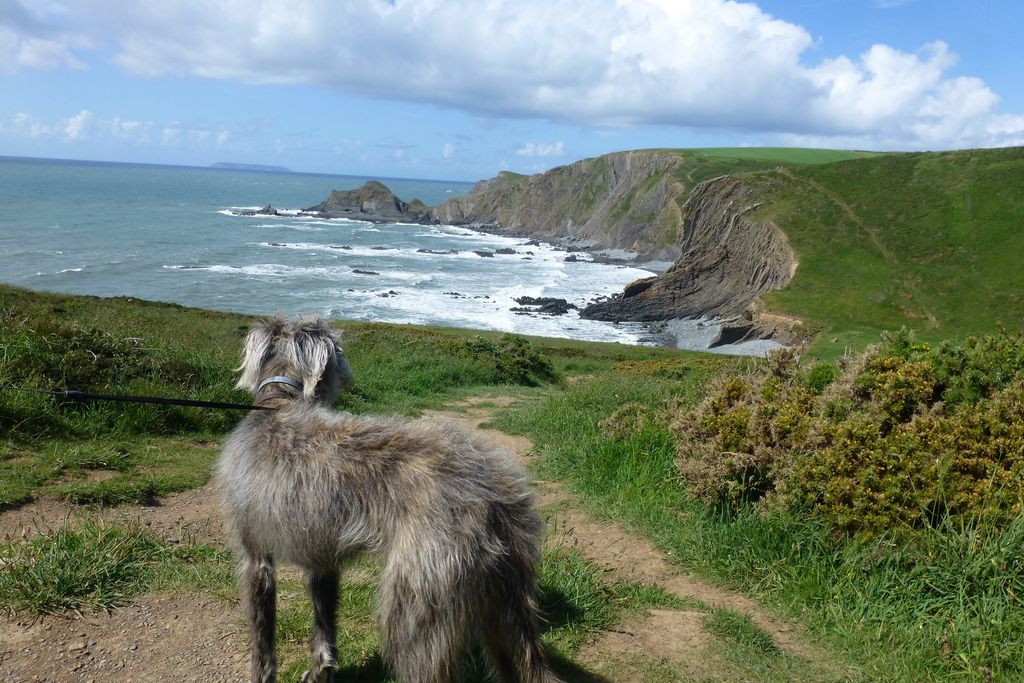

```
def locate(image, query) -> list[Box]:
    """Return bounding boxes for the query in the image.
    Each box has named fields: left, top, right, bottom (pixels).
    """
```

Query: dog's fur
left=216, top=316, right=559, bottom=683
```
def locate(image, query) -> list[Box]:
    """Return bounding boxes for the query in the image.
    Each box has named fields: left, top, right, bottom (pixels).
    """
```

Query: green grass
left=740, top=147, right=1024, bottom=357
left=494, top=365, right=1024, bottom=681
left=0, top=515, right=685, bottom=679
left=0, top=519, right=200, bottom=614
left=0, top=285, right=590, bottom=507
left=682, top=147, right=883, bottom=164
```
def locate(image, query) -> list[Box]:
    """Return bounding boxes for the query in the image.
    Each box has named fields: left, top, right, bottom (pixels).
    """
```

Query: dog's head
left=236, top=316, right=354, bottom=404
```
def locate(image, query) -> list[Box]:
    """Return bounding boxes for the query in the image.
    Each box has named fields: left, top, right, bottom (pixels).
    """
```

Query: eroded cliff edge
left=431, top=150, right=688, bottom=260
left=579, top=176, right=801, bottom=344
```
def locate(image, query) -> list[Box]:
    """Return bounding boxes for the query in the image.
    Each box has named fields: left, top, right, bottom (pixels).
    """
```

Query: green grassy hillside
left=731, top=147, right=1024, bottom=353
left=683, top=146, right=883, bottom=164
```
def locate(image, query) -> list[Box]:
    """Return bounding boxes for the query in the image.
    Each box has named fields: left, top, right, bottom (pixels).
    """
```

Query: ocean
left=0, top=156, right=776, bottom=353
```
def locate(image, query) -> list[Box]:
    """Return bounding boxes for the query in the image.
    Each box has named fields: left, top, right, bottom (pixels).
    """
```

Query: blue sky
left=1, top=0, right=1022, bottom=181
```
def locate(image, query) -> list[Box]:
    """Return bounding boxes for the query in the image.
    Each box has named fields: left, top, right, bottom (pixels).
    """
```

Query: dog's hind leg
left=302, top=570, right=339, bottom=683
left=241, top=551, right=278, bottom=683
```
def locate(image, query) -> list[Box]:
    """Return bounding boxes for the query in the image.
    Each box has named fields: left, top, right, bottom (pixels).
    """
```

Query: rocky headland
left=430, top=150, right=686, bottom=261
left=278, top=151, right=809, bottom=348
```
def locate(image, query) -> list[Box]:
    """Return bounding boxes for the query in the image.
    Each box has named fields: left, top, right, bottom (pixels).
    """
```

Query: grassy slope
left=680, top=146, right=1024, bottom=356
left=604, top=146, right=1022, bottom=357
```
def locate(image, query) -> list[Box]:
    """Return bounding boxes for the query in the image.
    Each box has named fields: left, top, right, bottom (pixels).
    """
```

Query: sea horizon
left=0, top=154, right=475, bottom=191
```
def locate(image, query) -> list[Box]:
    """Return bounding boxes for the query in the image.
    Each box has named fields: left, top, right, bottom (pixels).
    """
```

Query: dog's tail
left=479, top=497, right=565, bottom=683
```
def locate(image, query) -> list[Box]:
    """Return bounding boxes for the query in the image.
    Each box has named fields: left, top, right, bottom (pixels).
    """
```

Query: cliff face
left=581, top=176, right=796, bottom=322
left=431, top=150, right=688, bottom=260
left=307, top=180, right=433, bottom=223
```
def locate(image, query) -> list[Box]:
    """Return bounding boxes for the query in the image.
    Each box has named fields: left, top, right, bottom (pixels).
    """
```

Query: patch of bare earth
left=0, top=481, right=225, bottom=545
left=1, top=594, right=246, bottom=682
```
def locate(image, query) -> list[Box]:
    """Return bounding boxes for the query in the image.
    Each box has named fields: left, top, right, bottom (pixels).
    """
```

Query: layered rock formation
left=430, top=150, right=687, bottom=260
left=581, top=176, right=797, bottom=323
left=307, top=180, right=433, bottom=223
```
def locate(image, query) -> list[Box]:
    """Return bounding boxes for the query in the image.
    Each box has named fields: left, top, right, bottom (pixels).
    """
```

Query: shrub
left=671, top=330, right=1024, bottom=538
left=457, top=334, right=558, bottom=386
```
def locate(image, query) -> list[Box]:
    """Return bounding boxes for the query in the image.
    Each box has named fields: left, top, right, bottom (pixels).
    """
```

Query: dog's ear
left=235, top=318, right=281, bottom=393
left=289, top=318, right=337, bottom=400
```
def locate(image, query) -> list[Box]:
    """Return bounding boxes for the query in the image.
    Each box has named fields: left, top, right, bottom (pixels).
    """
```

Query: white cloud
left=516, top=142, right=565, bottom=157
left=64, top=109, right=93, bottom=139
left=3, top=0, right=1023, bottom=150
left=11, top=112, right=52, bottom=138
left=3, top=109, right=242, bottom=151
left=111, top=117, right=151, bottom=143
left=0, top=5, right=91, bottom=72
left=442, top=142, right=456, bottom=159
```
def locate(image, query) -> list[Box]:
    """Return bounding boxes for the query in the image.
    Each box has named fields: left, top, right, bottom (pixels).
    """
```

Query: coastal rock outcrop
left=581, top=176, right=797, bottom=322
left=307, top=181, right=434, bottom=224
left=430, top=150, right=687, bottom=258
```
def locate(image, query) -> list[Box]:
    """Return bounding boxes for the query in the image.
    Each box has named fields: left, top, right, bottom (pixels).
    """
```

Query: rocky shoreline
left=244, top=166, right=804, bottom=353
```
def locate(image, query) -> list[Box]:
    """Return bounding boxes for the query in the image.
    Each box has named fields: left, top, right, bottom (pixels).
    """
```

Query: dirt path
left=2, top=394, right=835, bottom=682
left=426, top=396, right=835, bottom=682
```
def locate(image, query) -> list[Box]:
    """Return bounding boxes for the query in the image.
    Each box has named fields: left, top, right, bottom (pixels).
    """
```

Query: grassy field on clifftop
left=741, top=146, right=1024, bottom=354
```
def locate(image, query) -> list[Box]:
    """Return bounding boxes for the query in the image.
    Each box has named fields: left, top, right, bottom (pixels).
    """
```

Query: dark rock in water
left=378, top=290, right=400, bottom=298
left=495, top=247, right=517, bottom=255
left=443, top=291, right=464, bottom=297
left=564, top=254, right=580, bottom=262
left=352, top=269, right=380, bottom=275
left=523, top=239, right=541, bottom=247
left=305, top=180, right=435, bottom=224
left=330, top=245, right=353, bottom=250
left=512, top=296, right=576, bottom=316
left=474, top=250, right=495, bottom=258
left=371, top=246, right=388, bottom=250
left=233, top=204, right=280, bottom=217
left=539, top=301, right=574, bottom=315
left=269, top=242, right=287, bottom=247
left=417, top=248, right=459, bottom=255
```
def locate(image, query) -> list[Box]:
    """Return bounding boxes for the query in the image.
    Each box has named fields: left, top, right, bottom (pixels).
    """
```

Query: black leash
left=1, top=385, right=272, bottom=411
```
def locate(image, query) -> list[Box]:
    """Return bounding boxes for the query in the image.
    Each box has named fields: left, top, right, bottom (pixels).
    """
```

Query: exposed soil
left=1, top=594, right=246, bottom=682
left=1, top=394, right=829, bottom=682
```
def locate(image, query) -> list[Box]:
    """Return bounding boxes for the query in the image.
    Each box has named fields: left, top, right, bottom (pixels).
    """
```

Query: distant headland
left=210, top=162, right=292, bottom=173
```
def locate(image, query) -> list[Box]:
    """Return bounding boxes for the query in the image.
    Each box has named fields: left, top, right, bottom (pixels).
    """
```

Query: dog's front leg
left=242, top=552, right=278, bottom=683
left=303, top=570, right=340, bottom=683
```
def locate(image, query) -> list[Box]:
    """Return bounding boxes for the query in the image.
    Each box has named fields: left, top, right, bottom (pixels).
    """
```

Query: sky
left=1, top=0, right=1022, bottom=181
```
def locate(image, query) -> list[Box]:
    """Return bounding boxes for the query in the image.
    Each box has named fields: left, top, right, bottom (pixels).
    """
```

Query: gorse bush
left=457, top=334, right=558, bottom=386
left=672, top=330, right=1024, bottom=538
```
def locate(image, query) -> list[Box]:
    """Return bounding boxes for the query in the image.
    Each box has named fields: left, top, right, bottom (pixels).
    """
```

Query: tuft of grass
left=704, top=609, right=780, bottom=655
left=0, top=519, right=164, bottom=614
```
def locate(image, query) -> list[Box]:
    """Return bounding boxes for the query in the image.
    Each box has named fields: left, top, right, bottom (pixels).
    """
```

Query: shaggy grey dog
left=216, top=316, right=560, bottom=683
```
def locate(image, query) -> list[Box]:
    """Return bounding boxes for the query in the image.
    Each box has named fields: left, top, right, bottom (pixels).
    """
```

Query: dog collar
left=256, top=376, right=304, bottom=394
